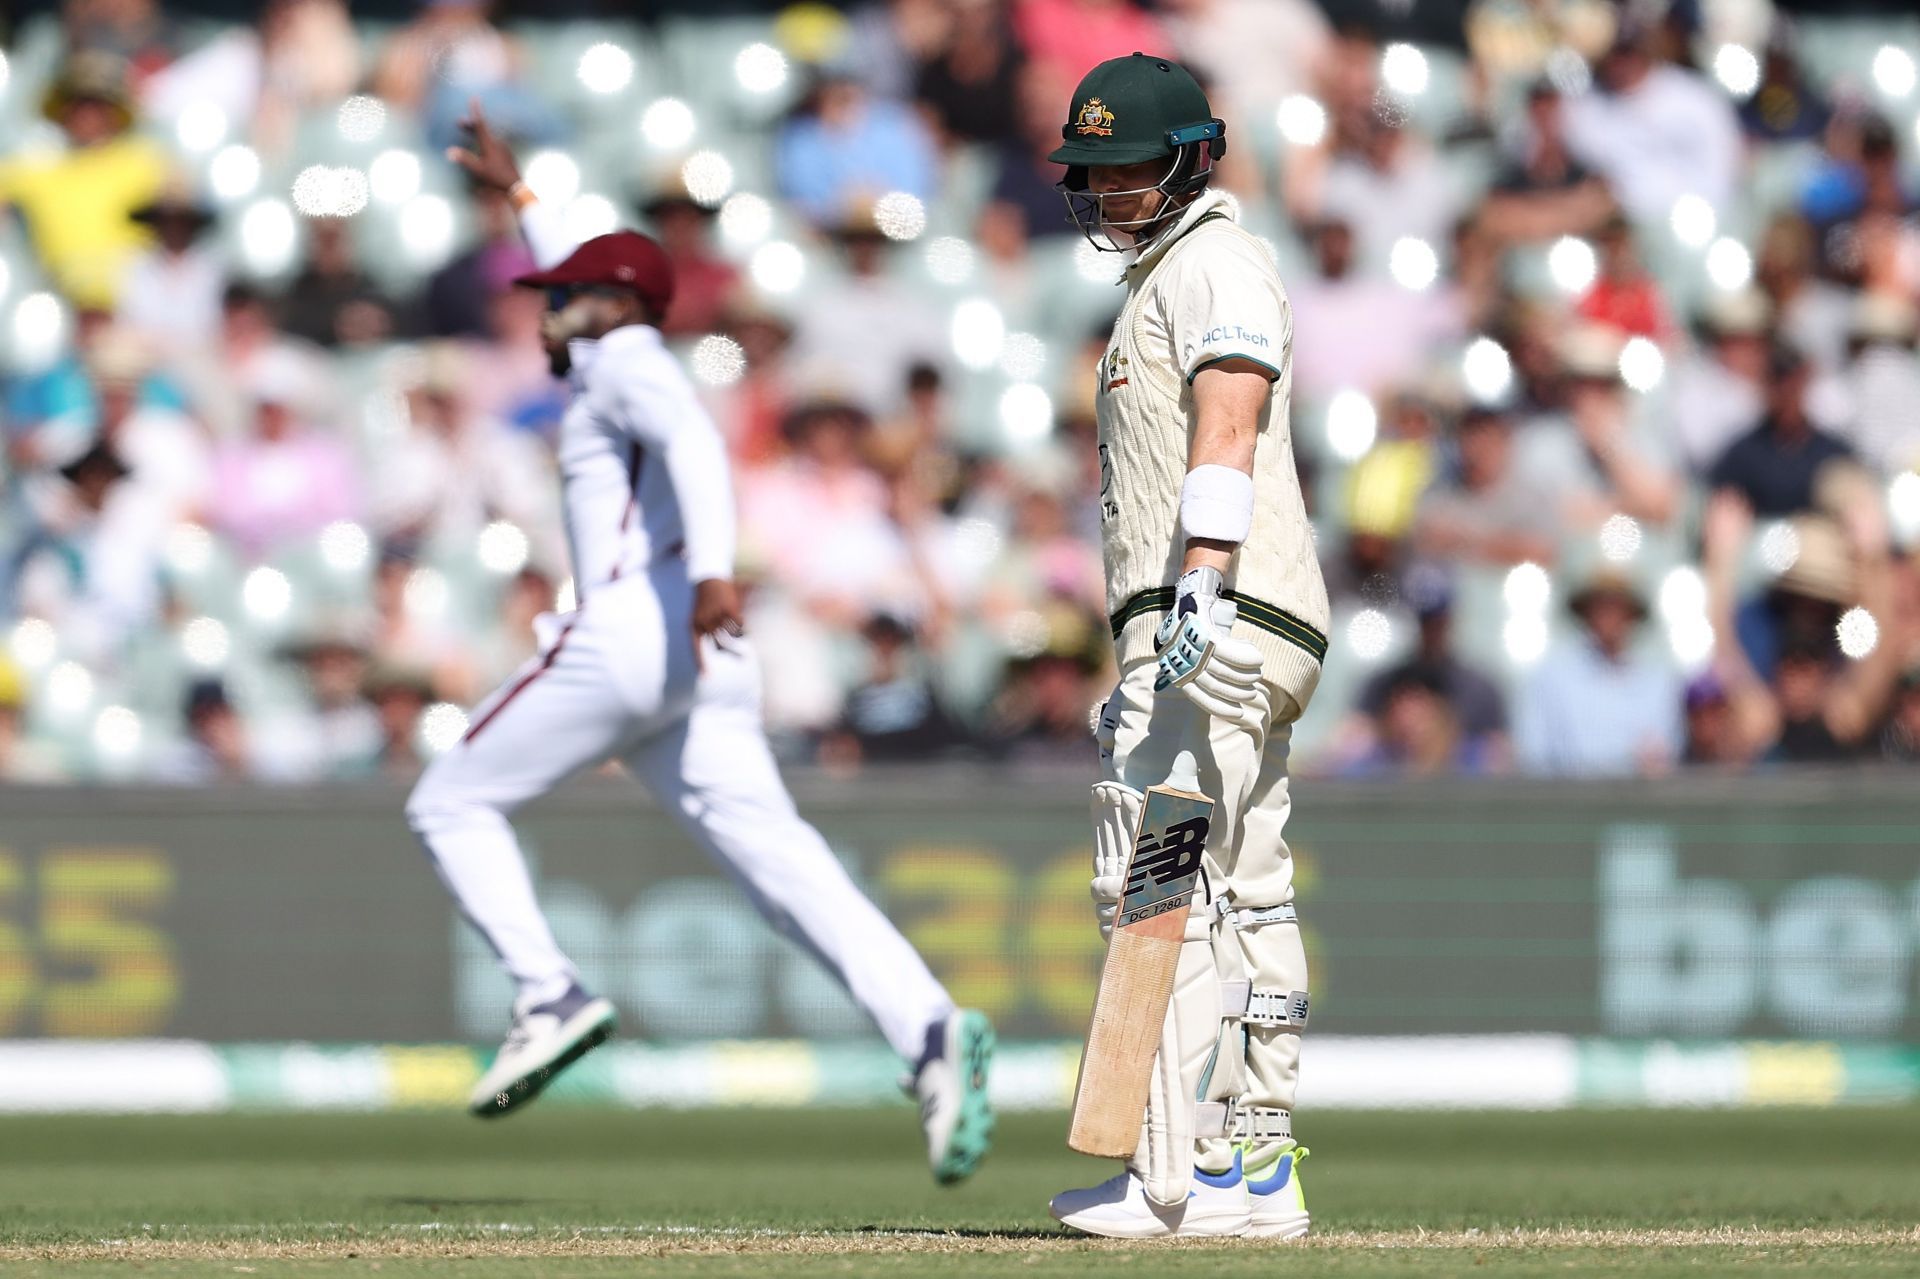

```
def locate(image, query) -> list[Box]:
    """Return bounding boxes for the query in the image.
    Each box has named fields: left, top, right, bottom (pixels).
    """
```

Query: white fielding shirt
left=518, top=200, right=736, bottom=596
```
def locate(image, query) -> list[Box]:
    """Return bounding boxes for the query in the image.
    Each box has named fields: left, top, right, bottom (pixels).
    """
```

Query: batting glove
left=1090, top=779, right=1142, bottom=941
left=1154, top=567, right=1266, bottom=734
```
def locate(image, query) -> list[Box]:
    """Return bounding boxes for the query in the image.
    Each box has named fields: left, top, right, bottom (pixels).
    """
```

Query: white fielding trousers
left=405, top=563, right=954, bottom=1060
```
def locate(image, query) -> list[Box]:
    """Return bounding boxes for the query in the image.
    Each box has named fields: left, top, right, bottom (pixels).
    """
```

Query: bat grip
left=1163, top=709, right=1204, bottom=794
left=1156, top=599, right=1233, bottom=794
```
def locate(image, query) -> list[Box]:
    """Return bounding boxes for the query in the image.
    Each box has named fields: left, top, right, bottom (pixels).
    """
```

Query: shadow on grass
left=376, top=1197, right=555, bottom=1210
left=848, top=1227, right=1068, bottom=1241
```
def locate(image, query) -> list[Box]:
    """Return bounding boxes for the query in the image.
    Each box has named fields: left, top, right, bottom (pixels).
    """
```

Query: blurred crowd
left=2, top=0, right=1920, bottom=784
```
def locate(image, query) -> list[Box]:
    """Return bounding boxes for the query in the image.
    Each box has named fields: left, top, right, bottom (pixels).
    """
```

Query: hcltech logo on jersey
left=1200, top=324, right=1271, bottom=349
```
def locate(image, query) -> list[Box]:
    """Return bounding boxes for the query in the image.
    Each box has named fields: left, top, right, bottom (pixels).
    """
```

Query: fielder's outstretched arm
left=445, top=99, right=578, bottom=269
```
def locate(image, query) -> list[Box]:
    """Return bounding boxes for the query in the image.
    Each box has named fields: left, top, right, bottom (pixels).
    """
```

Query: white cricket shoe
left=911, top=1009, right=996, bottom=1184
left=1245, top=1145, right=1311, bottom=1239
left=468, top=983, right=617, bottom=1118
left=1049, top=1156, right=1251, bottom=1239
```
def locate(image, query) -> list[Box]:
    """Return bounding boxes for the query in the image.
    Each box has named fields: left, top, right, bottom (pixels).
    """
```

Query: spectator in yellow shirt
left=0, top=53, right=168, bottom=310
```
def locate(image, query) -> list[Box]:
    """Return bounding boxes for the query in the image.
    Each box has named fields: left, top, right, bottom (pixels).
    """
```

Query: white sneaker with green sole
left=1245, top=1145, right=1311, bottom=1239
left=1049, top=1155, right=1252, bottom=1239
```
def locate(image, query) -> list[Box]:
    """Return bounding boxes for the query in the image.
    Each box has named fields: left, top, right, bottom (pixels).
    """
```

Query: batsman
left=1046, top=55, right=1330, bottom=1240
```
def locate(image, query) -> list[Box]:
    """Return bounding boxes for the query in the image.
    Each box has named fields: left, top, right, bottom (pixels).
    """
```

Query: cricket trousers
left=405, top=561, right=954, bottom=1060
left=1102, top=656, right=1309, bottom=1170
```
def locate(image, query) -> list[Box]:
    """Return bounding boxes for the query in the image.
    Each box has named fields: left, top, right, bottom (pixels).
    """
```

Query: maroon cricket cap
left=514, top=231, right=675, bottom=314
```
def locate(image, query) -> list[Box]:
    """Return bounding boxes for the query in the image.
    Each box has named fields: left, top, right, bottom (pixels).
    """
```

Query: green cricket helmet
left=1049, top=53, right=1226, bottom=250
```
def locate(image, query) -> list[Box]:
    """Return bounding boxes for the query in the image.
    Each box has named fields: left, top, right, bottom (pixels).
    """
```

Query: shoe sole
left=469, top=1000, right=617, bottom=1119
left=1245, top=1213, right=1311, bottom=1240
left=1050, top=1203, right=1250, bottom=1240
left=1052, top=1219, right=1251, bottom=1240
left=934, top=1010, right=996, bottom=1185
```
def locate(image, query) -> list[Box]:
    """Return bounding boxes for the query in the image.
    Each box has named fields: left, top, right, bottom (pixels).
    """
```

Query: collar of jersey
left=565, top=323, right=661, bottom=388
left=1125, top=188, right=1236, bottom=279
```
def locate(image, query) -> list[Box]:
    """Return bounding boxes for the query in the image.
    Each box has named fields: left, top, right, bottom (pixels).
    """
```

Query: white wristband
left=1180, top=464, right=1254, bottom=545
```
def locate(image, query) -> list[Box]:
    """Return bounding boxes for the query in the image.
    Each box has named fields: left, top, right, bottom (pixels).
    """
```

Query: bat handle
left=1165, top=747, right=1200, bottom=794
left=1161, top=693, right=1207, bottom=793
left=1156, top=598, right=1231, bottom=794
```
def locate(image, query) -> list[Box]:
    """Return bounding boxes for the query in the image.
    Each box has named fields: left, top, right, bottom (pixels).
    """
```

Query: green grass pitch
left=3, top=1107, right=1918, bottom=1275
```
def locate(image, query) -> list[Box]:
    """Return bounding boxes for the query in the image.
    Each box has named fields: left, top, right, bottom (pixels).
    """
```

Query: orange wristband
left=508, top=181, right=537, bottom=212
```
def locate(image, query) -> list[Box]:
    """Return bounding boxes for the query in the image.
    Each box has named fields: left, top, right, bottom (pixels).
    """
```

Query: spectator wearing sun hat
left=1832, top=293, right=1920, bottom=475
left=786, top=204, right=947, bottom=418
left=118, top=180, right=226, bottom=355
left=12, top=438, right=166, bottom=667
left=1667, top=290, right=1772, bottom=475
left=279, top=619, right=383, bottom=779
left=39, top=326, right=213, bottom=527
left=640, top=179, right=740, bottom=339
left=1516, top=323, right=1681, bottom=542
left=1701, top=490, right=1907, bottom=766
left=0, top=53, right=168, bottom=309
left=1515, top=567, right=1682, bottom=777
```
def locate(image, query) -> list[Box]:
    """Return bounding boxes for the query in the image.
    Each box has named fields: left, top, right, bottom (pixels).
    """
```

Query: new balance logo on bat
left=1124, top=817, right=1209, bottom=896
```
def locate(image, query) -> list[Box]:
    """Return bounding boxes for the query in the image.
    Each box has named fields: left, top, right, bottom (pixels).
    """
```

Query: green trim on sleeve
left=1108, top=586, right=1328, bottom=664
left=1186, top=353, right=1283, bottom=385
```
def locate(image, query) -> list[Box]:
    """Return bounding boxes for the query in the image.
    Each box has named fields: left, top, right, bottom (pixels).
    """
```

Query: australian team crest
left=1075, top=97, right=1115, bottom=136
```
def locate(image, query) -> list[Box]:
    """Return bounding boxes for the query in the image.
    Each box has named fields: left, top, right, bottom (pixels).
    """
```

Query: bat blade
left=1067, top=779, right=1214, bottom=1158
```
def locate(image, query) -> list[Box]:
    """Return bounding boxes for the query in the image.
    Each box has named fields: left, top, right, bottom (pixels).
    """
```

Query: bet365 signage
left=1599, top=825, right=1920, bottom=1038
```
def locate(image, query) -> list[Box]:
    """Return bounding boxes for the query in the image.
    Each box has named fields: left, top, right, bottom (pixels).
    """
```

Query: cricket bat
left=1067, top=734, right=1214, bottom=1158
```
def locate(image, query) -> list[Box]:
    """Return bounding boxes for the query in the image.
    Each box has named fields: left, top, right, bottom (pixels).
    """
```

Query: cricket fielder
left=404, top=106, right=993, bottom=1185
left=1044, top=55, right=1329, bottom=1238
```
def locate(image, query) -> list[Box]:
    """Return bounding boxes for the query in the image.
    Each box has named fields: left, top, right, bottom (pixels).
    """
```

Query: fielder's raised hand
left=445, top=98, right=523, bottom=194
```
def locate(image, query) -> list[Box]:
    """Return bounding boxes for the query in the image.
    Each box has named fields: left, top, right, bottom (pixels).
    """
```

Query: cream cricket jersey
left=1095, top=190, right=1330, bottom=708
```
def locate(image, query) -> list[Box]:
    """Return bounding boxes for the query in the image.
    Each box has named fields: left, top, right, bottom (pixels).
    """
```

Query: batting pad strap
left=1193, top=1101, right=1233, bottom=1140
left=1219, top=980, right=1310, bottom=1030
left=1193, top=1102, right=1293, bottom=1144
left=1214, top=900, right=1297, bottom=931
left=1180, top=464, right=1254, bottom=545
left=1232, top=1106, right=1294, bottom=1145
